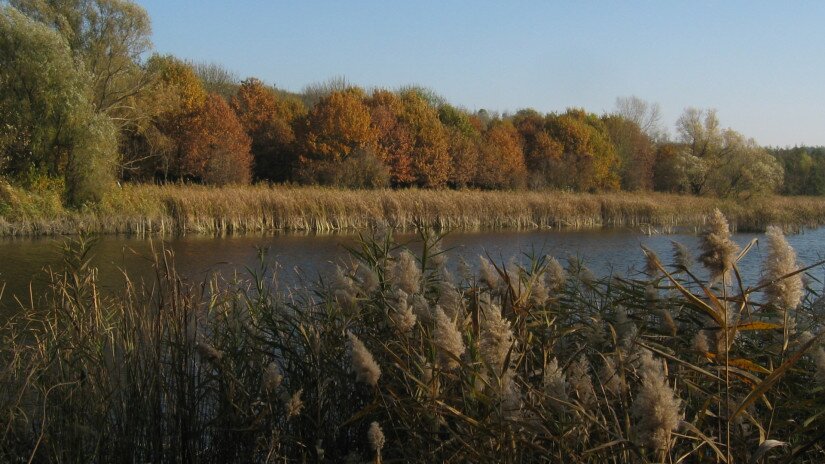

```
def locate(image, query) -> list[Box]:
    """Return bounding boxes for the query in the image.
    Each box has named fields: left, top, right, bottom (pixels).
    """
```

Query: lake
left=2, top=226, right=825, bottom=315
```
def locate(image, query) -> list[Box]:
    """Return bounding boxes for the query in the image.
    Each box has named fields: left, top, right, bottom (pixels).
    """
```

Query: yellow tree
left=546, top=109, right=620, bottom=191
left=296, top=88, right=378, bottom=183
left=398, top=90, right=451, bottom=187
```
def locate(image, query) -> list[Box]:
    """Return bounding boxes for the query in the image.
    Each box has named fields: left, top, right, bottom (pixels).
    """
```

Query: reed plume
left=348, top=332, right=381, bottom=387
left=699, top=208, right=739, bottom=281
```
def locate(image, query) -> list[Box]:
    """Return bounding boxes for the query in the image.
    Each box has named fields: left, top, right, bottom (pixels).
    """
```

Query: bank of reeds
left=2, top=211, right=825, bottom=462
left=3, top=182, right=825, bottom=236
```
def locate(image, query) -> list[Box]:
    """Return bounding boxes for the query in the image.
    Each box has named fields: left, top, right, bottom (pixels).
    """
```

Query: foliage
left=181, top=94, right=252, bottom=185
left=232, top=78, right=305, bottom=182
left=10, top=0, right=154, bottom=124
left=297, top=88, right=377, bottom=184
left=771, top=146, right=825, bottom=195
left=0, top=5, right=117, bottom=206
left=672, top=108, right=784, bottom=197
left=546, top=109, right=621, bottom=191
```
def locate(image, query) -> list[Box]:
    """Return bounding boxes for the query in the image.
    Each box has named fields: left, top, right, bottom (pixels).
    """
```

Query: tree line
left=0, top=1, right=820, bottom=207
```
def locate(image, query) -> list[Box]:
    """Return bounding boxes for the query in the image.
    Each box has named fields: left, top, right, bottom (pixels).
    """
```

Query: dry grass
left=3, top=183, right=825, bottom=236
left=2, top=213, right=825, bottom=462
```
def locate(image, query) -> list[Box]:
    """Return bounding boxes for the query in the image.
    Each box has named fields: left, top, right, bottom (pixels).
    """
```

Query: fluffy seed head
left=263, top=362, right=282, bottom=393
left=286, top=389, right=304, bottom=419
left=396, top=250, right=421, bottom=295
left=761, top=226, right=803, bottom=311
left=433, top=305, right=466, bottom=370
left=479, top=300, right=515, bottom=375
left=543, top=357, right=569, bottom=407
left=671, top=240, right=692, bottom=272
left=699, top=209, right=739, bottom=280
left=389, top=289, right=417, bottom=333
left=479, top=256, right=502, bottom=289
left=632, top=350, right=682, bottom=452
left=601, top=356, right=626, bottom=396
left=348, top=332, right=381, bottom=387
left=368, top=421, right=385, bottom=453
left=568, top=355, right=596, bottom=407
left=545, top=256, right=567, bottom=293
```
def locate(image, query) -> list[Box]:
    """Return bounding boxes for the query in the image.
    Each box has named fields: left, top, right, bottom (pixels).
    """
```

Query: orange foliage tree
left=438, top=104, right=481, bottom=187
left=180, top=94, right=252, bottom=185
left=397, top=90, right=451, bottom=187
left=296, top=88, right=378, bottom=183
left=476, top=120, right=527, bottom=188
left=232, top=78, right=306, bottom=182
left=367, top=90, right=415, bottom=185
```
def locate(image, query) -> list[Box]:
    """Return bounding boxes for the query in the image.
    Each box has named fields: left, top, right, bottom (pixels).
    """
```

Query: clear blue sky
left=139, top=0, right=825, bottom=147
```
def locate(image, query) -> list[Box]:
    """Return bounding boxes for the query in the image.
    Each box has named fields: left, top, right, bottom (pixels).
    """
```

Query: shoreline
left=3, top=184, right=825, bottom=237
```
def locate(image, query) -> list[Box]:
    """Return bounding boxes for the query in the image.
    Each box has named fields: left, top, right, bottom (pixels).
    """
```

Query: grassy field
left=4, top=182, right=825, bottom=236
left=1, top=213, right=824, bottom=462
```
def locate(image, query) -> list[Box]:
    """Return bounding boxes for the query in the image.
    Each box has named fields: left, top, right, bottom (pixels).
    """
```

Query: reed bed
left=3, top=183, right=825, bottom=236
left=2, top=211, right=825, bottom=462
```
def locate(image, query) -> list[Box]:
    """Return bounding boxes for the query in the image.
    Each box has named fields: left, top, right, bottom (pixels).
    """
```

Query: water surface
left=2, top=227, right=825, bottom=315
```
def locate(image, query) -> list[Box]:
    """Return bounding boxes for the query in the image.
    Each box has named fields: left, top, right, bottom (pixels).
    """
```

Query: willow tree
left=0, top=6, right=117, bottom=205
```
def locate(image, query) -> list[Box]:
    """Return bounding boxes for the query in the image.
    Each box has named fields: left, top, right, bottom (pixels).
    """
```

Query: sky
left=138, top=0, right=825, bottom=147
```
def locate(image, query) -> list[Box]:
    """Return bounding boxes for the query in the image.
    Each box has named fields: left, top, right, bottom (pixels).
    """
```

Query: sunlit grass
left=3, top=182, right=825, bottom=236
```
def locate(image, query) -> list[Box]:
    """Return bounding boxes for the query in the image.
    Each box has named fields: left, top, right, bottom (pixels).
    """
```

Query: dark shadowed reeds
left=2, top=213, right=825, bottom=462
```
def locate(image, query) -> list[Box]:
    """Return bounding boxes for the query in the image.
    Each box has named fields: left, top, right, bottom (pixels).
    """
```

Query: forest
left=2, top=0, right=824, bottom=210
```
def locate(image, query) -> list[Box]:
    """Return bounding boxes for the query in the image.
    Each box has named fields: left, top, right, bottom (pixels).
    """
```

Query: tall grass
left=2, top=211, right=825, bottom=462
left=4, top=182, right=825, bottom=236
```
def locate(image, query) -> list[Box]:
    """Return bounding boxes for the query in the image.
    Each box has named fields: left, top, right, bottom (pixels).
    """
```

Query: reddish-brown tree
left=367, top=90, right=415, bottom=185
left=232, top=78, right=305, bottom=181
left=181, top=94, right=252, bottom=185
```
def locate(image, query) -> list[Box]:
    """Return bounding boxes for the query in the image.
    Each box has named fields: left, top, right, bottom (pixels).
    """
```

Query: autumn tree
left=674, top=108, right=783, bottom=197
left=180, top=94, right=252, bottom=185
left=439, top=104, right=480, bottom=188
left=614, top=96, right=664, bottom=141
left=122, top=54, right=206, bottom=180
left=193, top=61, right=239, bottom=100
left=513, top=109, right=564, bottom=189
left=475, top=121, right=526, bottom=189
left=397, top=90, right=451, bottom=187
left=296, top=88, right=384, bottom=186
left=545, top=109, right=620, bottom=191
left=367, top=90, right=415, bottom=185
left=232, top=78, right=305, bottom=182
left=602, top=115, right=655, bottom=190
left=10, top=0, right=154, bottom=127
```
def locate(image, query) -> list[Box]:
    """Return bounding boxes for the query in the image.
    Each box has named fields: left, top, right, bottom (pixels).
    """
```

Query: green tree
left=0, top=6, right=117, bottom=205
left=675, top=108, right=783, bottom=197
left=10, top=0, right=153, bottom=121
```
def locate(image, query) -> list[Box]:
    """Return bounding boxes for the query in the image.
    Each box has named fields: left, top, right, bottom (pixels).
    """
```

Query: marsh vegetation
left=2, top=211, right=824, bottom=462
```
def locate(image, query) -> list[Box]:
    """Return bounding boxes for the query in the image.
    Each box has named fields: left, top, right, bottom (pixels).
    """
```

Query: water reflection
left=2, top=226, right=825, bottom=315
